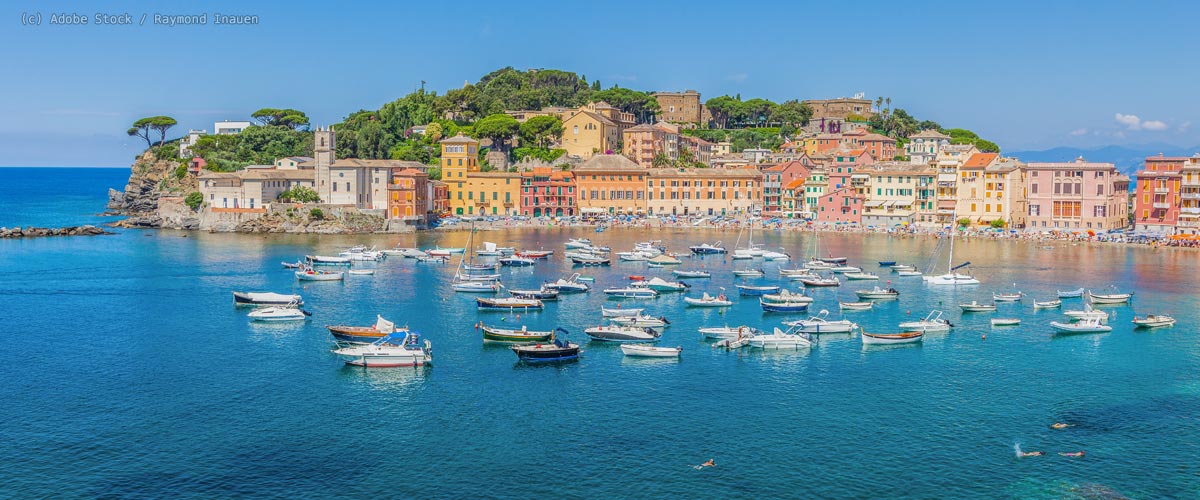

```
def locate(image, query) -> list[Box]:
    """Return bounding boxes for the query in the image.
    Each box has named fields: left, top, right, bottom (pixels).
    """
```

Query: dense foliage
left=278, top=186, right=321, bottom=203
left=190, top=125, right=312, bottom=172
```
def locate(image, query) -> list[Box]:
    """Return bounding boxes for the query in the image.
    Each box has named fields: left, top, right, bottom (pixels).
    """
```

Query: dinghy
left=1132, top=315, right=1176, bottom=328
left=620, top=344, right=682, bottom=358
left=959, top=301, right=997, bottom=312
left=248, top=306, right=309, bottom=322
left=839, top=301, right=874, bottom=311
left=861, top=330, right=924, bottom=345
left=990, top=318, right=1021, bottom=327
left=348, top=269, right=375, bottom=276
left=684, top=293, right=732, bottom=307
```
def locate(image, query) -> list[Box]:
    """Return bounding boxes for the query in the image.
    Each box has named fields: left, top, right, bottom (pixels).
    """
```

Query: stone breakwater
left=0, top=225, right=112, bottom=238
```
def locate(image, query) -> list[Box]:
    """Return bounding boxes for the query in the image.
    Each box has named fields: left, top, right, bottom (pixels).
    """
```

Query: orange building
left=387, top=167, right=430, bottom=227
left=573, top=154, right=648, bottom=215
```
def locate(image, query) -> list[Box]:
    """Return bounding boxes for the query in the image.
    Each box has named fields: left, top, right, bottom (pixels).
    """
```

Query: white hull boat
left=856, top=287, right=900, bottom=300
left=584, top=325, right=660, bottom=342
left=601, top=307, right=644, bottom=318
left=1057, top=288, right=1085, bottom=298
left=1033, top=300, right=1062, bottom=309
left=604, top=287, right=658, bottom=299
left=332, top=332, right=432, bottom=367
left=1132, top=315, right=1175, bottom=328
left=620, top=344, right=682, bottom=358
left=633, top=277, right=690, bottom=292
left=896, top=270, right=924, bottom=277
left=698, top=325, right=760, bottom=340
left=898, top=310, right=952, bottom=332
left=248, top=306, right=309, bottom=322
left=1051, top=317, right=1112, bottom=334
left=233, top=292, right=303, bottom=307
left=306, top=255, right=352, bottom=265
left=993, top=292, right=1023, bottom=302
left=610, top=314, right=671, bottom=331
left=839, top=301, right=874, bottom=311
left=861, top=331, right=924, bottom=345
left=843, top=272, right=879, bottom=280
left=960, top=301, right=996, bottom=312
left=348, top=269, right=375, bottom=276
left=732, top=269, right=765, bottom=278
left=784, top=310, right=857, bottom=334
left=296, top=268, right=344, bottom=281
left=831, top=266, right=862, bottom=274
left=991, top=318, right=1021, bottom=326
left=748, top=327, right=813, bottom=349
left=924, top=273, right=980, bottom=286
left=672, top=269, right=711, bottom=278
left=1086, top=291, right=1132, bottom=304
left=684, top=293, right=732, bottom=307
left=799, top=277, right=840, bottom=287
left=453, top=281, right=498, bottom=293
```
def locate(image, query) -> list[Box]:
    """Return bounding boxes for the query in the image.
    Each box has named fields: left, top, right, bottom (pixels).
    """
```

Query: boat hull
left=482, top=327, right=553, bottom=342
left=861, top=332, right=924, bottom=345
left=511, top=345, right=580, bottom=362
left=233, top=292, right=303, bottom=307
left=620, top=345, right=682, bottom=357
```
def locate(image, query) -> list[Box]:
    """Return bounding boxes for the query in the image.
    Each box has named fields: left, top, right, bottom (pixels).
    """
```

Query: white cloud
left=1181, top=121, right=1192, bottom=133
left=1114, top=113, right=1142, bottom=130
left=1069, top=128, right=1088, bottom=136
left=1142, top=120, right=1168, bottom=131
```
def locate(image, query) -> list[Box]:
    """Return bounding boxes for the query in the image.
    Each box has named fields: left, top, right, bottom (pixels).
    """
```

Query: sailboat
left=923, top=212, right=980, bottom=286
left=452, top=224, right=500, bottom=293
left=732, top=220, right=764, bottom=259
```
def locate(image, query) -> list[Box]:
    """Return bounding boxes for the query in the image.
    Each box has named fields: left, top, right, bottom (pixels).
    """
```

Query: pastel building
left=387, top=168, right=430, bottom=227
left=574, top=154, right=648, bottom=215
left=1134, top=154, right=1186, bottom=235
left=645, top=167, right=761, bottom=216
left=1023, top=158, right=1129, bottom=231
left=520, top=167, right=576, bottom=217
left=313, top=128, right=422, bottom=210
left=1179, top=155, right=1200, bottom=235
left=862, top=163, right=937, bottom=227
left=440, top=133, right=482, bottom=216
left=905, top=129, right=952, bottom=164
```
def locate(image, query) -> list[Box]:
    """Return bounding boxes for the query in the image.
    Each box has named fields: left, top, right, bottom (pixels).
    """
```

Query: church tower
left=314, top=127, right=336, bottom=201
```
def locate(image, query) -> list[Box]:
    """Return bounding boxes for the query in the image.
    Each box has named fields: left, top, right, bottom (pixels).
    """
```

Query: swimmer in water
left=1059, top=451, right=1085, bottom=457
left=1020, top=451, right=1045, bottom=457
left=1051, top=422, right=1072, bottom=429
left=692, top=459, right=716, bottom=469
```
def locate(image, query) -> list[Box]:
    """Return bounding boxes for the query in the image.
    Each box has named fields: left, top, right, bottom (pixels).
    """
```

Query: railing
left=1181, top=192, right=1200, bottom=200
left=1153, top=202, right=1171, bottom=209
left=1154, top=187, right=1170, bottom=194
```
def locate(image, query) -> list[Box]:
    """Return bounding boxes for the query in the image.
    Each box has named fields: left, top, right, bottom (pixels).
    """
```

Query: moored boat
left=1033, top=300, right=1062, bottom=309
left=601, top=306, right=644, bottom=318
left=736, top=284, right=780, bottom=296
left=843, top=272, right=880, bottom=280
left=481, top=324, right=554, bottom=342
left=508, top=288, right=560, bottom=301
left=698, top=325, right=760, bottom=340
left=452, top=281, right=499, bottom=293
left=993, top=291, right=1023, bottom=302
left=583, top=325, right=660, bottom=342
left=295, top=266, right=344, bottom=281
left=327, top=315, right=400, bottom=344
left=689, top=241, right=727, bottom=255
left=544, top=273, right=591, bottom=293
left=571, top=255, right=611, bottom=266
left=620, top=344, right=682, bottom=358
left=248, top=305, right=309, bottom=322
left=632, top=277, right=690, bottom=292
left=878, top=261, right=897, bottom=266
left=799, top=276, right=840, bottom=287
left=233, top=291, right=303, bottom=307
left=856, top=286, right=900, bottom=300
left=332, top=331, right=432, bottom=368
left=347, top=269, right=375, bottom=276
left=499, top=256, right=537, bottom=267
left=1057, top=288, right=1085, bottom=298
left=732, top=268, right=765, bottom=277
left=839, top=301, right=874, bottom=311
left=1132, top=314, right=1176, bottom=328
left=603, top=287, right=658, bottom=299
left=1086, top=290, right=1133, bottom=304
left=959, top=301, right=997, bottom=312
left=672, top=269, right=712, bottom=278
left=748, top=327, right=814, bottom=349
left=511, top=331, right=580, bottom=363
left=897, top=310, right=952, bottom=332
left=1050, top=317, right=1112, bottom=334
left=784, top=309, right=857, bottom=334
left=861, top=330, right=924, bottom=345
left=477, top=297, right=544, bottom=310
left=991, top=318, right=1021, bottom=327
left=609, top=314, right=671, bottom=331
left=306, top=255, right=352, bottom=265
left=684, top=292, right=732, bottom=307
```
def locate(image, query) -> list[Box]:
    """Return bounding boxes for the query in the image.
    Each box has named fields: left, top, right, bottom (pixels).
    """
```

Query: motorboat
left=890, top=264, right=915, bottom=271
left=785, top=309, right=857, bottom=334
left=248, top=305, right=309, bottom=322
left=785, top=272, right=821, bottom=281
left=748, top=327, right=814, bottom=349
left=993, top=291, right=1023, bottom=302
left=761, top=289, right=813, bottom=305
left=463, top=263, right=499, bottom=272
left=348, top=269, right=375, bottom=276
left=1086, top=290, right=1133, bottom=304
left=698, top=325, right=760, bottom=340
left=381, top=248, right=415, bottom=257
left=339, top=247, right=384, bottom=261
left=761, top=250, right=791, bottom=261
left=1057, top=288, right=1085, bottom=298
left=898, top=310, right=952, bottom=332
left=233, top=291, right=303, bottom=307
left=281, top=261, right=302, bottom=269
left=689, top=241, right=727, bottom=255
left=452, top=281, right=498, bottom=293
left=544, top=273, right=590, bottom=293
left=843, top=272, right=879, bottom=280
left=500, top=256, right=537, bottom=267
left=604, top=287, right=658, bottom=299
left=610, top=314, right=671, bottom=332
left=856, top=287, right=899, bottom=300
left=456, top=272, right=500, bottom=282
left=511, top=332, right=580, bottom=363
left=672, top=269, right=712, bottom=279
left=617, top=252, right=651, bottom=262
left=632, top=277, right=690, bottom=292
left=839, top=301, right=874, bottom=311
left=804, top=260, right=837, bottom=270
left=332, top=331, right=432, bottom=368
left=306, top=255, right=352, bottom=265
left=1064, top=303, right=1109, bottom=323
left=399, top=248, right=427, bottom=259
left=1132, top=315, right=1176, bottom=328
left=509, top=288, right=559, bottom=301
left=878, top=261, right=897, bottom=266
left=518, top=249, right=553, bottom=259
left=684, top=293, right=732, bottom=307
left=647, top=254, right=682, bottom=266
left=1050, top=317, right=1112, bottom=334
left=830, top=266, right=862, bottom=274
left=646, top=262, right=666, bottom=268
left=601, top=307, right=644, bottom=318
left=564, top=238, right=593, bottom=249
left=732, top=268, right=765, bottom=278
left=571, top=255, right=611, bottom=266
left=896, top=270, right=924, bottom=277
left=861, top=330, right=924, bottom=345
left=620, top=344, right=682, bottom=358
left=475, top=242, right=504, bottom=257
left=991, top=318, right=1021, bottom=327
left=583, top=325, right=660, bottom=342
left=1033, top=300, right=1062, bottom=309
left=476, top=297, right=544, bottom=310
left=960, top=301, right=997, bottom=312
left=736, top=284, right=780, bottom=296
left=779, top=268, right=813, bottom=277
left=295, top=266, right=344, bottom=281
left=481, top=325, right=554, bottom=342
left=714, top=335, right=752, bottom=350
left=327, top=315, right=400, bottom=344
left=416, top=255, right=448, bottom=263
left=799, top=276, right=840, bottom=287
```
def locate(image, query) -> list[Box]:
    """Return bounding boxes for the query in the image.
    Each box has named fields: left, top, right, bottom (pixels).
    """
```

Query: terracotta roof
left=440, top=133, right=478, bottom=144
left=393, top=168, right=427, bottom=177
left=625, top=124, right=659, bottom=132
left=859, top=133, right=895, bottom=143
left=962, top=153, right=999, bottom=169
left=784, top=178, right=807, bottom=190
left=575, top=154, right=642, bottom=171
left=646, top=168, right=763, bottom=178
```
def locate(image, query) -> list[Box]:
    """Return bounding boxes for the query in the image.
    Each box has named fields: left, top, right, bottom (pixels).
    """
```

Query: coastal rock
left=108, top=151, right=198, bottom=228
left=106, top=188, right=126, bottom=210
left=0, top=225, right=110, bottom=239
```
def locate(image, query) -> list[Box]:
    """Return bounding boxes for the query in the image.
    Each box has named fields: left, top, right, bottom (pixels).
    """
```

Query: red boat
left=627, top=275, right=645, bottom=281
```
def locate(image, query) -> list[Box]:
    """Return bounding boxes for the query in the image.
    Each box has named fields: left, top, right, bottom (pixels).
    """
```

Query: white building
left=214, top=120, right=252, bottom=135
left=198, top=168, right=315, bottom=211
left=906, top=129, right=952, bottom=165
left=179, top=129, right=206, bottom=158
left=310, top=128, right=428, bottom=210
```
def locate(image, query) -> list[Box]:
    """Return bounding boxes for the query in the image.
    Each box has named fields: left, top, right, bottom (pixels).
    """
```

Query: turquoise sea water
left=1, top=168, right=1199, bottom=498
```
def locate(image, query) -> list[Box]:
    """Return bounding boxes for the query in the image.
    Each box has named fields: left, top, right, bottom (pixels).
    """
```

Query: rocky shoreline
left=0, top=225, right=112, bottom=239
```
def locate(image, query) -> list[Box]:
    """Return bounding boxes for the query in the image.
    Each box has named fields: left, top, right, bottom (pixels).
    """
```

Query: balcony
left=1154, top=187, right=1170, bottom=194
left=1152, top=202, right=1171, bottom=209
left=1182, top=192, right=1200, bottom=200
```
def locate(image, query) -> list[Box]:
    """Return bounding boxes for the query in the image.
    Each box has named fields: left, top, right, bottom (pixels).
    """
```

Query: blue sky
left=2, top=0, right=1199, bottom=166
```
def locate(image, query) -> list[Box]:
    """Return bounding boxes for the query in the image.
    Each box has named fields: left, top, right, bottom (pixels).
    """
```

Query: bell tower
left=314, top=127, right=336, bottom=201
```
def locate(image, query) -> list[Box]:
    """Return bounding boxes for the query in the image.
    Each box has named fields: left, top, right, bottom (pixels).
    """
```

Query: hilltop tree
left=591, top=87, right=659, bottom=123
left=769, top=100, right=812, bottom=128
left=519, top=115, right=564, bottom=149
left=705, top=95, right=741, bottom=129
left=251, top=108, right=310, bottom=129
left=473, top=114, right=520, bottom=153
left=127, top=116, right=176, bottom=149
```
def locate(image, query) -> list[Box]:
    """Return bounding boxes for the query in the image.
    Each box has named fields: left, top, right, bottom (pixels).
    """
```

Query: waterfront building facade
left=441, top=133, right=482, bottom=216
left=573, top=154, right=648, bottom=215
left=644, top=167, right=761, bottom=216
left=1134, top=154, right=1185, bottom=235
left=387, top=168, right=430, bottom=226
left=520, top=167, right=576, bottom=217
left=1179, top=155, right=1200, bottom=235
left=1023, top=158, right=1129, bottom=231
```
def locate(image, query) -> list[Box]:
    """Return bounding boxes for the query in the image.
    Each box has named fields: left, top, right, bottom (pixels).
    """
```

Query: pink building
left=1134, top=154, right=1186, bottom=235
left=815, top=187, right=863, bottom=224
left=1023, top=158, right=1129, bottom=232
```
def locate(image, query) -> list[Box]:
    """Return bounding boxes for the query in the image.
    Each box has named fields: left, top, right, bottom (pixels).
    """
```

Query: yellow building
left=561, top=108, right=621, bottom=159
left=801, top=136, right=821, bottom=156
left=955, top=153, right=1025, bottom=227
left=441, top=133, right=481, bottom=216
left=463, top=172, right=521, bottom=216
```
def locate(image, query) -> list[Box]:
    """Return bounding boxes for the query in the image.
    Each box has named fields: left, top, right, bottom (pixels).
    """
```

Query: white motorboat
left=332, top=331, right=432, bottom=367
left=672, top=269, right=712, bottom=278
left=761, top=250, right=791, bottom=261
left=736, top=284, right=780, bottom=296
left=476, top=297, right=543, bottom=310
left=779, top=268, right=813, bottom=277
left=1057, top=288, right=1085, bottom=298
left=896, top=270, right=924, bottom=277
left=856, top=286, right=900, bottom=300
left=1132, top=314, right=1176, bottom=328
left=233, top=291, right=303, bottom=307
left=306, top=255, right=352, bottom=265
left=381, top=247, right=415, bottom=256
left=339, top=247, right=384, bottom=261
left=453, top=281, right=499, bottom=293
left=545, top=273, right=590, bottom=293
left=248, top=305, right=309, bottom=322
left=960, top=301, right=997, bottom=312
left=601, top=307, right=644, bottom=318
left=993, top=291, right=1023, bottom=302
left=760, top=289, right=813, bottom=304
left=604, top=287, right=659, bottom=299
left=991, top=318, right=1021, bottom=327
left=830, top=266, right=862, bottom=274
left=890, top=264, right=916, bottom=272
left=565, top=238, right=593, bottom=249
left=731, top=222, right=765, bottom=259
left=632, top=277, right=690, bottom=292
left=475, top=242, right=504, bottom=257
left=610, top=314, right=671, bottom=331
left=399, top=248, right=427, bottom=258
left=456, top=272, right=500, bottom=282
left=583, top=325, right=660, bottom=342
left=799, top=276, right=840, bottom=287
left=748, top=327, right=814, bottom=349
left=348, top=269, right=375, bottom=276
left=1086, top=290, right=1133, bottom=304
left=698, top=325, right=760, bottom=340
left=684, top=293, right=732, bottom=307
left=732, top=268, right=765, bottom=278
left=295, top=267, right=344, bottom=281
left=785, top=272, right=821, bottom=281
left=1064, top=303, right=1109, bottom=323
left=1033, top=300, right=1062, bottom=309
left=416, top=255, right=448, bottom=263
left=804, top=260, right=837, bottom=270
left=617, top=252, right=652, bottom=262
left=898, top=310, right=952, bottom=332
left=843, top=272, right=880, bottom=280
left=620, top=344, right=682, bottom=358
left=1050, top=317, right=1112, bottom=334
left=689, top=241, right=727, bottom=255
left=839, top=301, right=874, bottom=311
left=785, top=309, right=857, bottom=334
left=861, top=330, right=924, bottom=345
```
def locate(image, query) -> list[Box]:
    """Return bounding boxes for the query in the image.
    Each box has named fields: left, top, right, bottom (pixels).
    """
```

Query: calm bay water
left=1, top=168, right=1198, bottom=498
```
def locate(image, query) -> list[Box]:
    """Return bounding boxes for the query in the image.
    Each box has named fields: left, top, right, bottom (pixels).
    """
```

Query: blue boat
left=759, top=297, right=810, bottom=313
left=878, top=261, right=897, bottom=266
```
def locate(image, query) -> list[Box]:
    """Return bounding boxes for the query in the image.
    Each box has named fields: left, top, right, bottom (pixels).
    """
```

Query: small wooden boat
left=583, top=325, right=660, bottom=342
left=248, top=306, right=309, bottom=322
left=839, top=301, right=874, bottom=311
left=991, top=318, right=1021, bottom=327
left=785, top=309, right=857, bottom=334
left=672, top=269, right=712, bottom=278
left=1086, top=290, right=1133, bottom=304
left=993, top=292, right=1023, bottom=302
left=898, top=310, right=952, bottom=332
left=332, top=331, right=432, bottom=368
left=1033, top=300, right=1062, bottom=309
left=844, top=272, right=880, bottom=280
left=732, top=268, right=765, bottom=278
left=799, top=276, right=840, bottom=287
left=1051, top=317, right=1112, bottom=334
left=736, top=284, right=780, bottom=296
left=960, top=301, right=997, bottom=312
left=748, top=327, right=814, bottom=349
left=861, top=330, right=924, bottom=345
left=347, top=269, right=375, bottom=276
left=295, top=267, right=344, bottom=281
left=604, top=287, right=658, bottom=299
left=689, top=241, right=727, bottom=255
left=306, top=255, right=352, bottom=265
left=684, top=293, right=732, bottom=307
left=620, top=344, right=682, bottom=358
left=481, top=325, right=554, bottom=342
left=509, top=288, right=559, bottom=301
left=1057, top=288, right=1085, bottom=298
left=510, top=329, right=579, bottom=363
left=327, top=315, right=400, bottom=344
left=476, top=297, right=544, bottom=310
left=1132, top=315, right=1176, bottom=328
left=856, top=287, right=899, bottom=300
left=233, top=291, right=303, bottom=307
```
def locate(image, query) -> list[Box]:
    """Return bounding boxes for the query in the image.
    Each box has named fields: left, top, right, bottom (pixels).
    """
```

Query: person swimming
left=1059, top=451, right=1085, bottom=457
left=1020, top=451, right=1045, bottom=457
left=1051, top=422, right=1073, bottom=429
left=692, top=459, right=716, bottom=469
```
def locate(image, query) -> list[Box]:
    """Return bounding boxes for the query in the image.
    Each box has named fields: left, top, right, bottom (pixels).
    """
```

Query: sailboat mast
left=946, top=212, right=955, bottom=273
